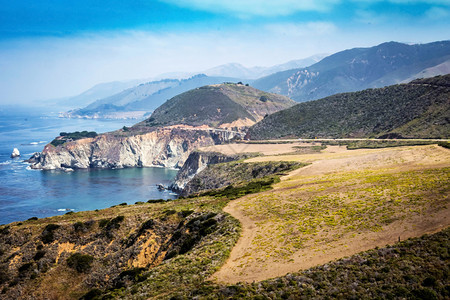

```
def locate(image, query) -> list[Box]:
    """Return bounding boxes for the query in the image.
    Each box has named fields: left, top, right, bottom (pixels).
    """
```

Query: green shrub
left=98, top=219, right=109, bottom=228
left=180, top=210, right=194, bottom=218
left=51, top=131, right=98, bottom=147
left=41, top=224, right=60, bottom=244
left=0, top=226, right=10, bottom=235
left=67, top=253, right=94, bottom=273
left=163, top=209, right=177, bottom=216
left=33, top=250, right=46, bottom=261
left=80, top=288, right=103, bottom=300
left=147, top=199, right=166, bottom=203
left=438, top=141, right=450, bottom=149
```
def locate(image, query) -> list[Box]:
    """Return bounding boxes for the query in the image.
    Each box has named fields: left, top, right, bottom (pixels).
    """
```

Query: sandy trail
left=212, top=145, right=450, bottom=283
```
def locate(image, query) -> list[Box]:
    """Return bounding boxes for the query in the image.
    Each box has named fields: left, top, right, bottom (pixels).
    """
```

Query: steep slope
left=253, top=41, right=450, bottom=102
left=140, top=83, right=296, bottom=129
left=247, top=75, right=450, bottom=139
left=0, top=199, right=240, bottom=300
left=64, top=75, right=248, bottom=119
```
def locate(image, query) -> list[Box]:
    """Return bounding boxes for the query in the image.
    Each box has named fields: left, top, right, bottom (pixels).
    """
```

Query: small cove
left=0, top=115, right=178, bottom=224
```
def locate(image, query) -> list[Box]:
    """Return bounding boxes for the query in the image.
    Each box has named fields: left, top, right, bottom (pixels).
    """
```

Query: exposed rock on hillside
left=28, top=127, right=241, bottom=170
left=179, top=160, right=305, bottom=197
left=170, top=150, right=306, bottom=197
left=169, top=151, right=254, bottom=193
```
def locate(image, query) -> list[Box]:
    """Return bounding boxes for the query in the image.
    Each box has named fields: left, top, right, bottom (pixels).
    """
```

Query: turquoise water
left=0, top=115, right=178, bottom=224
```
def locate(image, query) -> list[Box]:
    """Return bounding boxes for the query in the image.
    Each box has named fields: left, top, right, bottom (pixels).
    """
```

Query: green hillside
left=136, top=83, right=295, bottom=128
left=247, top=75, right=450, bottom=140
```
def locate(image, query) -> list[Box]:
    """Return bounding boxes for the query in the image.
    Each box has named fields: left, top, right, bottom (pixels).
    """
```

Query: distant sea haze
left=0, top=115, right=177, bottom=224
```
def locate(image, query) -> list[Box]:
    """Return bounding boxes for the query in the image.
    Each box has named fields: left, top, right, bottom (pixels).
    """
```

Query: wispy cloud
left=158, top=0, right=340, bottom=17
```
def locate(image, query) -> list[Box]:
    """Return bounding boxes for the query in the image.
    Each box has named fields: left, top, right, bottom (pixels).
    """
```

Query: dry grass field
left=212, top=144, right=450, bottom=283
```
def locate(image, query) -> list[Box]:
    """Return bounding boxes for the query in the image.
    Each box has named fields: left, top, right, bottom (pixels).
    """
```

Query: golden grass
left=213, top=144, right=450, bottom=283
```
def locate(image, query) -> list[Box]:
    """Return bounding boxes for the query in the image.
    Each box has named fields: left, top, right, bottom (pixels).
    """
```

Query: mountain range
left=59, top=55, right=325, bottom=119
left=61, top=41, right=449, bottom=120
left=253, top=41, right=450, bottom=102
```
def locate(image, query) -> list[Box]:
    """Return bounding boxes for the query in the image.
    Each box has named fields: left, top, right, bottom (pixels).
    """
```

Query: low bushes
left=66, top=253, right=94, bottom=273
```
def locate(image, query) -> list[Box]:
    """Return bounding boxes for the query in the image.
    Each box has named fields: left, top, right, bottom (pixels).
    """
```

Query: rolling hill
left=136, top=83, right=296, bottom=129
left=247, top=74, right=450, bottom=139
left=252, top=41, right=450, bottom=102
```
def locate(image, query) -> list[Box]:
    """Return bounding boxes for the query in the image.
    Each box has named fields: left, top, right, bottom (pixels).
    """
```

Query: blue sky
left=0, top=0, right=449, bottom=104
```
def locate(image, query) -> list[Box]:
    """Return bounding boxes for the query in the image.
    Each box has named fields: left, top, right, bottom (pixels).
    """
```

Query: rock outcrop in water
left=10, top=148, right=20, bottom=158
left=28, top=127, right=242, bottom=170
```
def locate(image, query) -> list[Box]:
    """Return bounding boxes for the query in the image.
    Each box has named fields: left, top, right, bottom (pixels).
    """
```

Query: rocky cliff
left=169, top=151, right=251, bottom=193
left=171, top=153, right=305, bottom=197
left=28, top=127, right=242, bottom=171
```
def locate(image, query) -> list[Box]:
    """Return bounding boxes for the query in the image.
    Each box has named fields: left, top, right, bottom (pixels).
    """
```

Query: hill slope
left=138, top=83, right=296, bottom=129
left=247, top=75, right=450, bottom=139
left=253, top=41, right=450, bottom=102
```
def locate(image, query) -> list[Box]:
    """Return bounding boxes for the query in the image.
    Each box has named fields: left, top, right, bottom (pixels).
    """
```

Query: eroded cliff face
left=169, top=151, right=247, bottom=193
left=28, top=127, right=241, bottom=170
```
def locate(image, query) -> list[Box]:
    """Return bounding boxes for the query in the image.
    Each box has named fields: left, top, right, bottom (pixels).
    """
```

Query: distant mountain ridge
left=56, top=79, right=149, bottom=110
left=247, top=74, right=450, bottom=139
left=63, top=74, right=247, bottom=119
left=253, top=41, right=450, bottom=102
left=61, top=55, right=325, bottom=119
left=203, top=54, right=326, bottom=79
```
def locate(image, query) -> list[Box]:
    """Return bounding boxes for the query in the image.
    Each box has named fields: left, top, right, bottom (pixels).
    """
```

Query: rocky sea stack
left=10, top=148, right=20, bottom=158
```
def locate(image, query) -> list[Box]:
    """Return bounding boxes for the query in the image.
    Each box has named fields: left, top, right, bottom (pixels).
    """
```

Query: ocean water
left=0, top=115, right=178, bottom=224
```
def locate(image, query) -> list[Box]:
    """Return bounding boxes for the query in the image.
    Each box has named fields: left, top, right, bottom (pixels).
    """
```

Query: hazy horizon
left=0, top=0, right=449, bottom=105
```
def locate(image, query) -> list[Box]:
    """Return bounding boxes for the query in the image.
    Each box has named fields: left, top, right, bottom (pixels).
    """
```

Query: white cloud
left=158, top=0, right=340, bottom=17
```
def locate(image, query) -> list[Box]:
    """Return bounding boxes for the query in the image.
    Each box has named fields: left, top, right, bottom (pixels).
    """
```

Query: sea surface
left=0, top=114, right=178, bottom=225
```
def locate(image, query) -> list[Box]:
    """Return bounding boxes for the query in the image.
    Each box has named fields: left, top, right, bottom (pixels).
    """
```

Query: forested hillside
left=248, top=75, right=450, bottom=139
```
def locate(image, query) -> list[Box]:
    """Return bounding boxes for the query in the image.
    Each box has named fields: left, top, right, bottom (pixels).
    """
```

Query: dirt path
left=212, top=145, right=450, bottom=283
